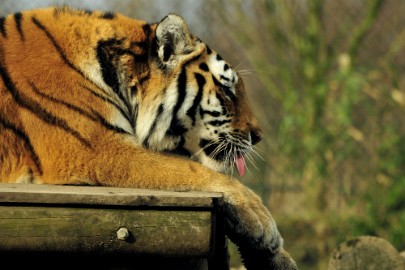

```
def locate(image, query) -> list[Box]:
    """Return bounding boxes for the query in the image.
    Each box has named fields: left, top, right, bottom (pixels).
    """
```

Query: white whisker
left=235, top=67, right=273, bottom=81
left=191, top=140, right=218, bottom=160
left=251, top=146, right=265, bottom=161
left=245, top=152, right=259, bottom=170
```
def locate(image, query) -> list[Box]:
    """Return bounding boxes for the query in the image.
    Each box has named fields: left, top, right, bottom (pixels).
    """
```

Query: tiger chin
left=0, top=6, right=297, bottom=270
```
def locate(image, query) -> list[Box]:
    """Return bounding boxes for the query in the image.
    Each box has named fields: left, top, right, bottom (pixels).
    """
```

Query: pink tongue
left=235, top=155, right=245, bottom=176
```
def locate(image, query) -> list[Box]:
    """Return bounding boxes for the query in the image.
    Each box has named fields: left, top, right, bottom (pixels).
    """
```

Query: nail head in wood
left=116, top=227, right=130, bottom=240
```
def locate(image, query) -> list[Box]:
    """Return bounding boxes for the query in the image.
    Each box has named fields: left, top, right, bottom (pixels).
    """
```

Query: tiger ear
left=156, top=14, right=194, bottom=63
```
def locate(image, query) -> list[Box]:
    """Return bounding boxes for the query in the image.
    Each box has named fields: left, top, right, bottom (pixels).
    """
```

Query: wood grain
left=0, top=206, right=213, bottom=256
left=0, top=183, right=223, bottom=208
left=0, top=183, right=225, bottom=260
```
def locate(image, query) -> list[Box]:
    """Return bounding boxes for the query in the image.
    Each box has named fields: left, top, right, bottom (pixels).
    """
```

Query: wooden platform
left=0, top=183, right=229, bottom=270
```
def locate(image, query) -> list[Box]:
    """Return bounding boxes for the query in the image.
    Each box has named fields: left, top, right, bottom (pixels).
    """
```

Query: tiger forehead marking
left=208, top=53, right=238, bottom=91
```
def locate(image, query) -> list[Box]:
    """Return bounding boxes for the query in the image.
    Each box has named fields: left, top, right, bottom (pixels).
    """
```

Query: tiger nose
left=250, top=128, right=263, bottom=145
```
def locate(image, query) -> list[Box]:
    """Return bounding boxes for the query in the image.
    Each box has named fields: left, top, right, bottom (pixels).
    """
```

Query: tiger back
left=0, top=7, right=297, bottom=270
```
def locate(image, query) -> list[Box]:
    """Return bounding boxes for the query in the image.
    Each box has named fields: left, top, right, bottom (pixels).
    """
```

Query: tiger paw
left=222, top=186, right=298, bottom=269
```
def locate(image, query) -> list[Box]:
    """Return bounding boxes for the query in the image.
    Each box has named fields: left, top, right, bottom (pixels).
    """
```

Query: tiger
left=0, top=6, right=297, bottom=270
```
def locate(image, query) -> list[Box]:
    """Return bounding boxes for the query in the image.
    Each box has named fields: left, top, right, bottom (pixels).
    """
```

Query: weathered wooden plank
left=0, top=183, right=223, bottom=208
left=0, top=183, right=229, bottom=269
left=0, top=205, right=213, bottom=256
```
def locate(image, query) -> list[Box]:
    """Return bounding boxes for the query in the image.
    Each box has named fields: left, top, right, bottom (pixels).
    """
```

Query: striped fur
left=0, top=7, right=296, bottom=269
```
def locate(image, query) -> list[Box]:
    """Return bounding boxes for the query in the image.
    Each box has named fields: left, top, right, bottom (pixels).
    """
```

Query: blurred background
left=1, top=0, right=404, bottom=269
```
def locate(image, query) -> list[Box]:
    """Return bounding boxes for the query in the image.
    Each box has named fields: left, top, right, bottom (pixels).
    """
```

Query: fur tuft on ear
left=156, top=14, right=194, bottom=63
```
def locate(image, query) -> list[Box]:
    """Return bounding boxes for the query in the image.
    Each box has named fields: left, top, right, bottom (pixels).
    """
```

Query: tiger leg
left=39, top=136, right=297, bottom=270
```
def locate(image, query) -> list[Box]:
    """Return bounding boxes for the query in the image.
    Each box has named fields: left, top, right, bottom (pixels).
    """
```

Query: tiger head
left=134, top=14, right=263, bottom=176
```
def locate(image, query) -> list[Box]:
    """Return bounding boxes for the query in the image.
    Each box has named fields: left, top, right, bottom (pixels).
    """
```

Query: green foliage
left=215, top=0, right=405, bottom=268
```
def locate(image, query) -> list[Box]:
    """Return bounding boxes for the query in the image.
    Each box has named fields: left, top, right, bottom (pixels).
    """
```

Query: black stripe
left=221, top=85, right=236, bottom=102
left=220, top=75, right=230, bottom=82
left=0, top=17, right=7, bottom=38
left=199, top=108, right=221, bottom=118
left=30, top=81, right=92, bottom=116
left=139, top=72, right=150, bottom=85
left=29, top=82, right=131, bottom=134
left=130, top=85, right=138, bottom=96
left=207, top=119, right=231, bottom=127
left=167, top=68, right=188, bottom=136
left=165, top=136, right=191, bottom=157
left=32, top=17, right=78, bottom=71
left=26, top=168, right=35, bottom=183
left=150, top=33, right=159, bottom=59
left=79, top=83, right=132, bottom=124
left=96, top=39, right=129, bottom=108
left=199, top=63, right=209, bottom=72
left=212, top=75, right=221, bottom=86
left=32, top=17, right=87, bottom=78
left=212, top=75, right=236, bottom=102
left=0, top=64, right=91, bottom=147
left=0, top=115, right=43, bottom=174
left=142, top=24, right=151, bottom=37
left=14, top=12, right=24, bottom=41
left=143, top=103, right=164, bottom=147
left=89, top=108, right=132, bottom=134
left=215, top=92, right=226, bottom=108
left=84, top=9, right=93, bottom=16
left=100, top=12, right=115, bottom=20
left=186, top=73, right=205, bottom=125
left=138, top=24, right=151, bottom=59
